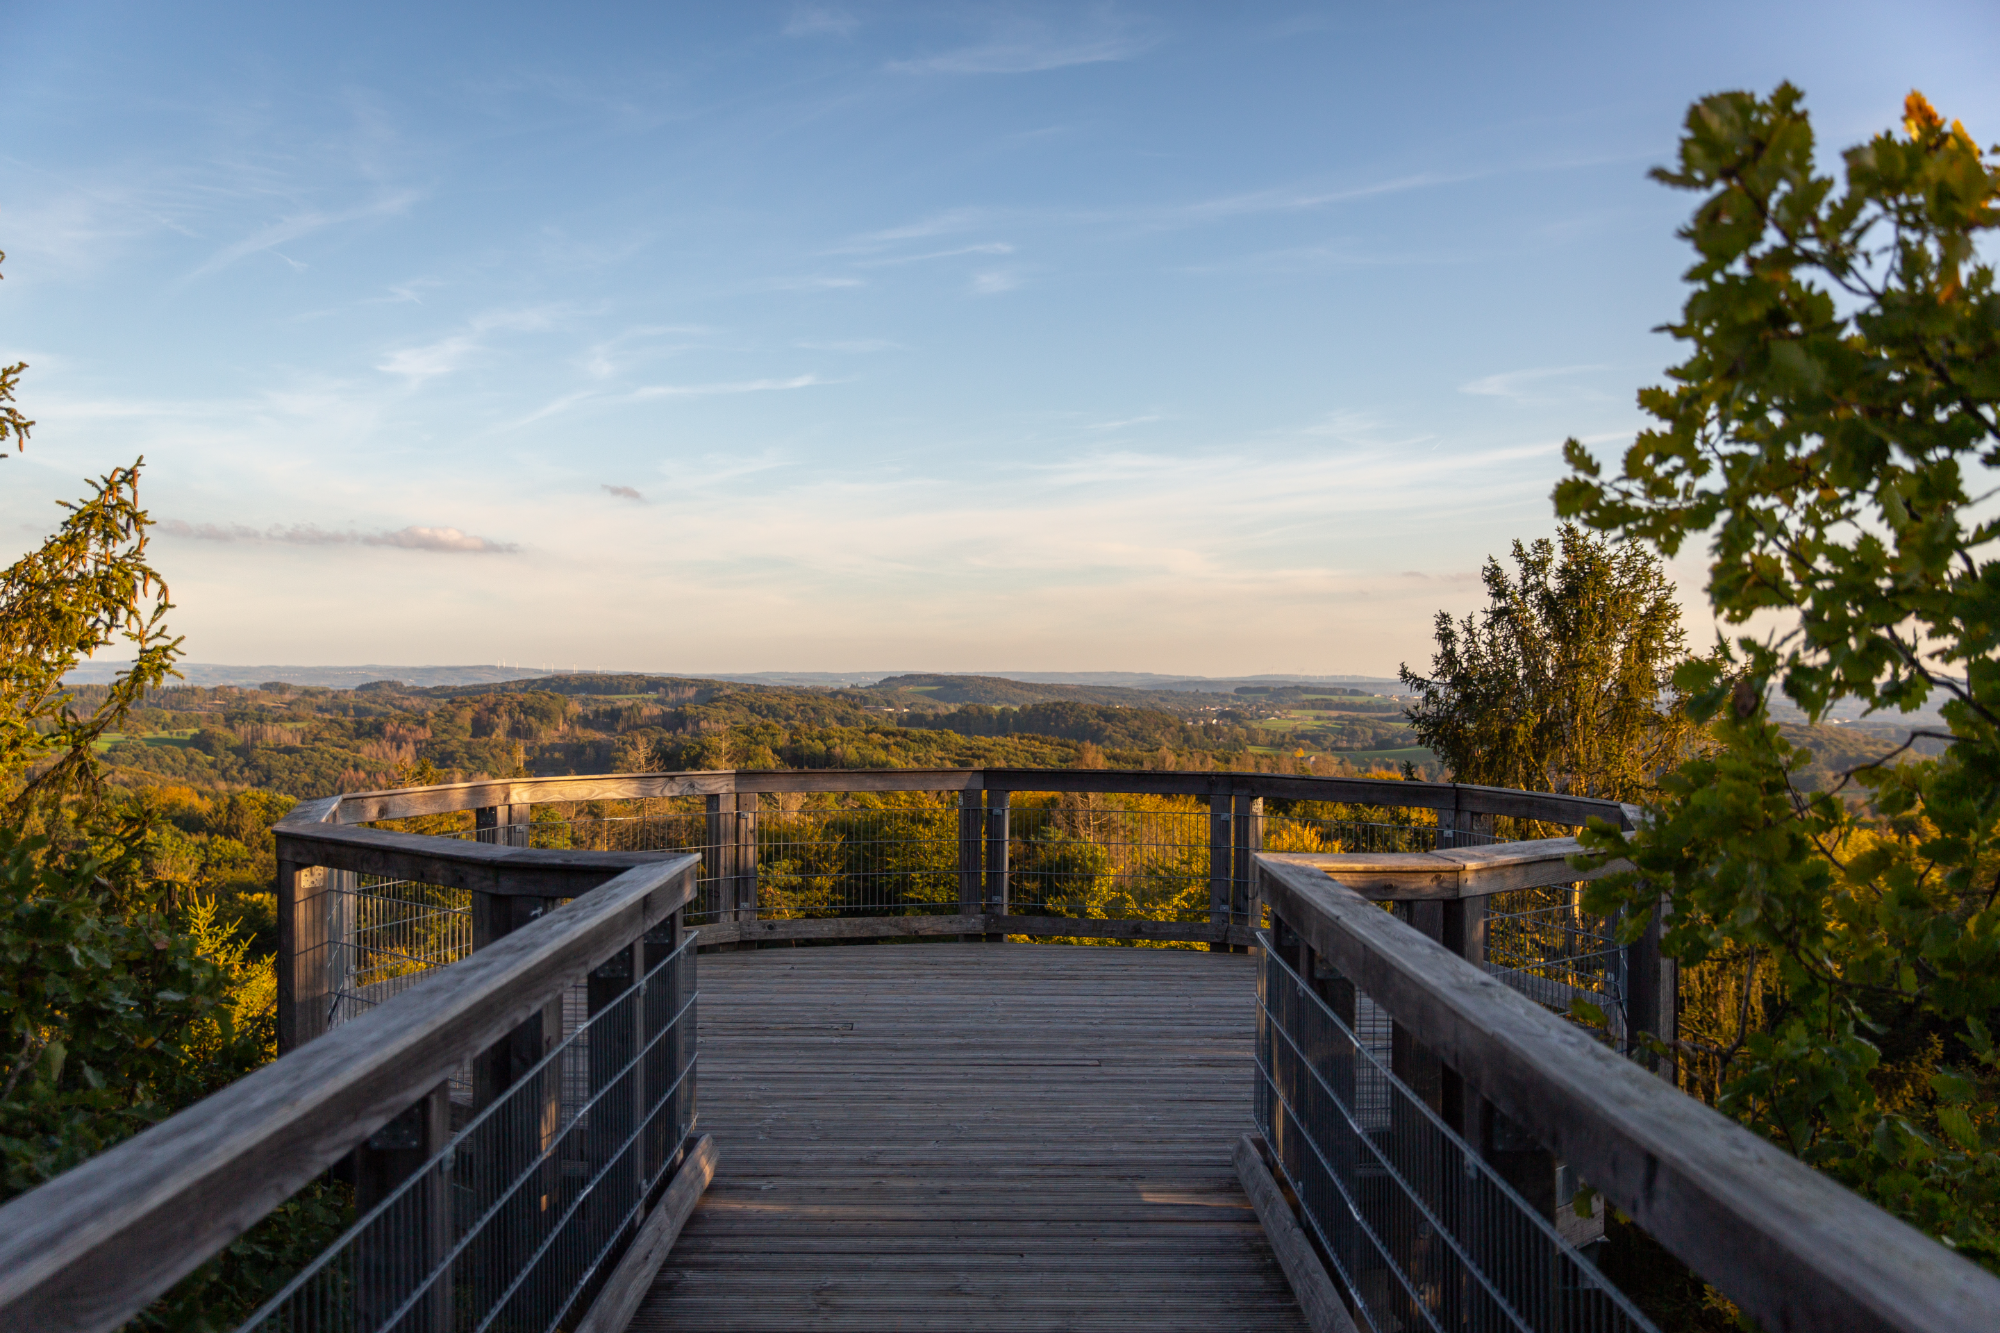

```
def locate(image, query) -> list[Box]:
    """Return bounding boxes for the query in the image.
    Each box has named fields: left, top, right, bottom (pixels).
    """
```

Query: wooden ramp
left=625, top=941, right=1308, bottom=1332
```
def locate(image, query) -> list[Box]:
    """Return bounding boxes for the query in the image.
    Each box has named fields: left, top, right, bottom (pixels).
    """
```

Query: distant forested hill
left=855, top=673, right=1245, bottom=713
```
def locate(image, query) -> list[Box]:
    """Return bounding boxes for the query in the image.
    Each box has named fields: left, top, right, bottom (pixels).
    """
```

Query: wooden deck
left=625, top=941, right=1307, bottom=1332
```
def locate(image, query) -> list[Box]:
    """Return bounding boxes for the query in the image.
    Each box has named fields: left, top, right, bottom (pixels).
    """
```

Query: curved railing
left=23, top=768, right=1988, bottom=1333
left=270, top=767, right=1639, bottom=1050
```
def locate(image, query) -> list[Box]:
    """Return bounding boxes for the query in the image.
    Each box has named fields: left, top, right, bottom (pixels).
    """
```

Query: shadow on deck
left=630, top=942, right=1305, bottom=1332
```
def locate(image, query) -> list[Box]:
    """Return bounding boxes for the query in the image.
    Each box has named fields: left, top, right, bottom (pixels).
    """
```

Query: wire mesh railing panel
left=326, top=875, right=474, bottom=1032
left=1485, top=888, right=1628, bottom=1049
left=1255, top=933, right=1656, bottom=1333
left=1004, top=798, right=1210, bottom=922
left=242, top=933, right=700, bottom=1333
left=754, top=799, right=965, bottom=919
left=525, top=802, right=725, bottom=924
left=1262, top=814, right=1495, bottom=856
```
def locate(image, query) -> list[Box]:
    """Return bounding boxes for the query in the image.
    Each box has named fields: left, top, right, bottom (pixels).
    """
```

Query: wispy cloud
left=835, top=209, right=991, bottom=252
left=1085, top=413, right=1165, bottom=432
left=162, top=520, right=518, bottom=553
left=783, top=6, right=857, bottom=37
left=797, top=338, right=902, bottom=353
left=377, top=333, right=481, bottom=383
left=1459, top=365, right=1607, bottom=404
left=376, top=307, right=570, bottom=384
left=631, top=373, right=829, bottom=399
left=178, top=191, right=420, bottom=287
left=603, top=484, right=645, bottom=501
left=766, top=275, right=865, bottom=291
left=854, top=243, right=1014, bottom=267
left=577, top=325, right=712, bottom=380
left=970, top=271, right=1021, bottom=295
left=890, top=17, right=1158, bottom=75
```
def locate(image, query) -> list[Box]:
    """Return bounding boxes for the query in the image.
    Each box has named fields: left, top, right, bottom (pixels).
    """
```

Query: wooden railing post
left=983, top=789, right=1009, bottom=942
left=1626, top=895, right=1679, bottom=1082
left=703, top=793, right=736, bottom=942
left=471, top=895, right=564, bottom=1109
left=1440, top=899, right=1488, bottom=1144
left=958, top=790, right=983, bottom=940
left=324, top=868, right=355, bottom=1032
left=734, top=792, right=758, bottom=928
left=352, top=1080, right=452, bottom=1331
left=475, top=803, right=528, bottom=847
left=1228, top=794, right=1261, bottom=951
left=1389, top=901, right=1448, bottom=1113
left=1208, top=793, right=1231, bottom=952
left=276, top=859, right=329, bottom=1054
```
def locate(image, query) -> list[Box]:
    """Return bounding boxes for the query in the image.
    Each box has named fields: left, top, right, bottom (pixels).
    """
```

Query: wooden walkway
left=626, top=942, right=1308, bottom=1332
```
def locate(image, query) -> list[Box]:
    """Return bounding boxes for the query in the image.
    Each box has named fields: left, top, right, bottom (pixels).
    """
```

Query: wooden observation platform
left=631, top=943, right=1302, bottom=1332
left=3, top=767, right=1995, bottom=1333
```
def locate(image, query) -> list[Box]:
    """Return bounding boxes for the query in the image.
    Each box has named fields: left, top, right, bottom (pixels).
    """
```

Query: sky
left=2, top=2, right=1997, bottom=677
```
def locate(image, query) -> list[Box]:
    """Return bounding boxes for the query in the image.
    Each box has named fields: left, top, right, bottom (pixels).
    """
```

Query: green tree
left=0, top=258, right=182, bottom=833
left=1399, top=524, right=1704, bottom=805
left=1557, top=87, right=2000, bottom=1263
left=0, top=248, right=344, bottom=1327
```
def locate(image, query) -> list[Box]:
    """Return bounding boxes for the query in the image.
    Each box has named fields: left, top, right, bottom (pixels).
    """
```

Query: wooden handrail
left=1262, top=837, right=1626, bottom=900
left=0, top=853, right=699, bottom=1333
left=295, top=768, right=1637, bottom=829
left=1256, top=853, right=2000, bottom=1333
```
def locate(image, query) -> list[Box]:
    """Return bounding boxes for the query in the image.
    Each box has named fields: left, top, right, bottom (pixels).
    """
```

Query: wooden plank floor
left=625, top=942, right=1307, bottom=1332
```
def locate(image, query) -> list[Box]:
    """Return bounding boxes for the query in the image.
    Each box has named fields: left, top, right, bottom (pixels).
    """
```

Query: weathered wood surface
left=309, top=769, right=1631, bottom=832
left=690, top=913, right=1262, bottom=949
left=1232, top=1134, right=1356, bottom=1333
left=576, top=1135, right=719, bottom=1333
left=626, top=944, right=1308, bottom=1332
left=274, top=820, right=684, bottom=897
left=1263, top=837, right=1629, bottom=901
left=0, top=857, right=699, bottom=1333
left=1256, top=855, right=2000, bottom=1333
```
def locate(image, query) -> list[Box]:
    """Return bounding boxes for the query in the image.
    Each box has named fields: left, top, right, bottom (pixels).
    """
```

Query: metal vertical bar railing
left=240, top=932, right=700, bottom=1333
left=1255, top=930, right=1658, bottom=1333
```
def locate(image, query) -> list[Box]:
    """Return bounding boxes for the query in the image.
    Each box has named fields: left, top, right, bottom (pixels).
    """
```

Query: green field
left=93, top=730, right=198, bottom=753
left=1326, top=745, right=1436, bottom=767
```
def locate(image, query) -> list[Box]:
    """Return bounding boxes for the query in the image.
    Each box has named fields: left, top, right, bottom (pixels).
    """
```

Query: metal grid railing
left=1005, top=799, right=1208, bottom=921
left=1485, top=888, right=1628, bottom=1049
left=1261, top=812, right=1493, bottom=856
left=524, top=803, right=727, bottom=923
left=325, top=874, right=474, bottom=1032
left=504, top=793, right=1496, bottom=932
left=753, top=798, right=963, bottom=919
left=1255, top=933, right=1657, bottom=1333
left=242, top=932, right=700, bottom=1333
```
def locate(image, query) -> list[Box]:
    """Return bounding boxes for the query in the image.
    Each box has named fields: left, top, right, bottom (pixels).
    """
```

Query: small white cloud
left=631, top=374, right=828, bottom=400
left=892, top=21, right=1156, bottom=75
left=178, top=191, right=420, bottom=286
left=376, top=334, right=480, bottom=383
left=161, top=519, right=518, bottom=554
left=784, top=6, right=857, bottom=37
left=855, top=243, right=1014, bottom=267
left=768, top=275, right=866, bottom=291
left=970, top=271, right=1021, bottom=295
left=797, top=338, right=902, bottom=353
left=836, top=209, right=989, bottom=252
left=1460, top=365, right=1606, bottom=403
left=1086, top=413, right=1165, bottom=432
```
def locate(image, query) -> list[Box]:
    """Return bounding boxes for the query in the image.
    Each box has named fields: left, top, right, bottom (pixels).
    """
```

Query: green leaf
left=1569, top=997, right=1608, bottom=1028
left=1936, top=1104, right=1980, bottom=1151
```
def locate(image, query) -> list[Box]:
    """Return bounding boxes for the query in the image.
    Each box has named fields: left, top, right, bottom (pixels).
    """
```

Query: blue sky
left=3, top=2, right=1996, bottom=675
